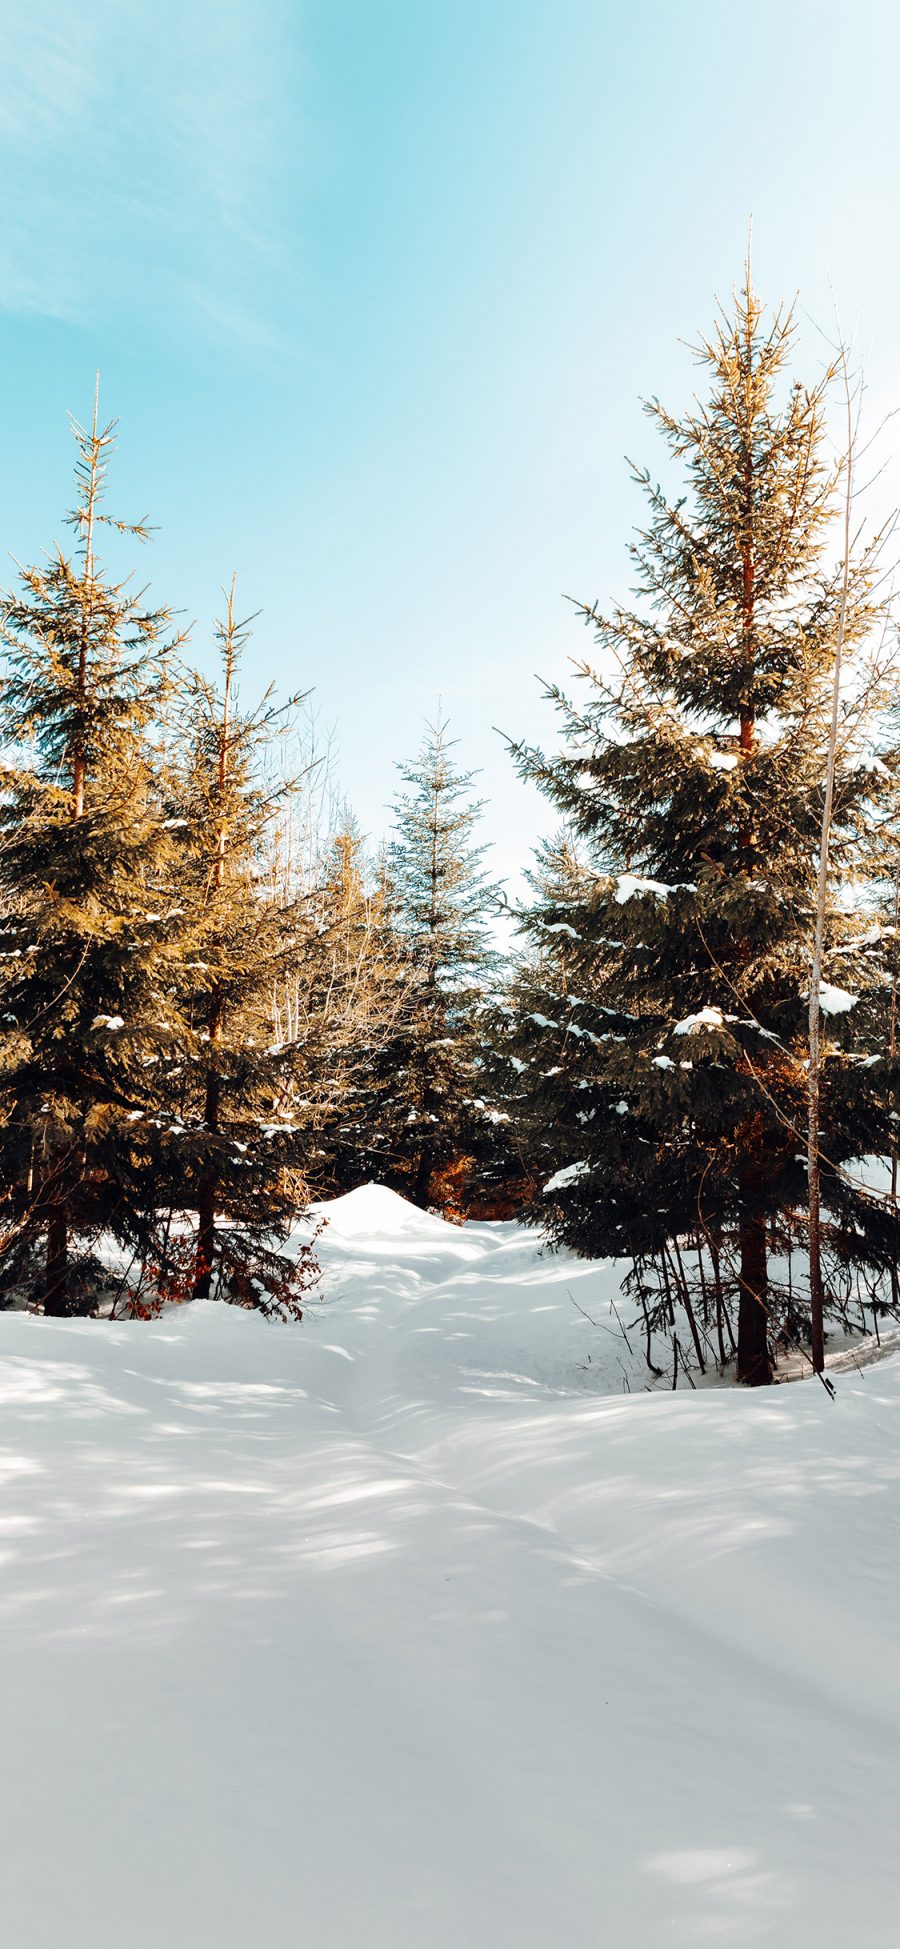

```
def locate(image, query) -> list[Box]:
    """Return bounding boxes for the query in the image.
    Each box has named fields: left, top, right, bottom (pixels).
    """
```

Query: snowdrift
left=0, top=1186, right=897, bottom=1946
left=315, top=1179, right=462, bottom=1242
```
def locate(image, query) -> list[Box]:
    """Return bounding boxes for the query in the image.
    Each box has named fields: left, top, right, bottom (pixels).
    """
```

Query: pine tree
left=487, top=827, right=595, bottom=1201
left=378, top=718, right=503, bottom=1208
left=508, top=272, right=899, bottom=1383
left=164, top=584, right=314, bottom=1313
left=293, top=826, right=409, bottom=1193
left=0, top=392, right=188, bottom=1313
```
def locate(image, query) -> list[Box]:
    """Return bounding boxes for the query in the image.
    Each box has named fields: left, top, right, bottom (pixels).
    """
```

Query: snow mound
left=315, top=1181, right=457, bottom=1242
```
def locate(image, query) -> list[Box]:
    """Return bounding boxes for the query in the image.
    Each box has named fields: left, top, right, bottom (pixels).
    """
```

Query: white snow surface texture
left=0, top=1183, right=897, bottom=1947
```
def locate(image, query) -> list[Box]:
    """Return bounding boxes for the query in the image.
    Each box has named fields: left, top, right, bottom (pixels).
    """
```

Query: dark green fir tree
left=507, top=272, right=899, bottom=1383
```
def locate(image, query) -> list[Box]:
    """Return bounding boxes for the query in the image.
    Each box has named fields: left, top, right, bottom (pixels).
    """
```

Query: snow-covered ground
left=0, top=1184, right=898, bottom=1946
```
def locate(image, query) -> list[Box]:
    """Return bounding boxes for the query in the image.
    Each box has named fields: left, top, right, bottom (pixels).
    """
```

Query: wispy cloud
left=0, top=0, right=306, bottom=347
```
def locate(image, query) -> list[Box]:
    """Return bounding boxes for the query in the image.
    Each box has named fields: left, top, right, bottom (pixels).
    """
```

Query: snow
left=323, top=1179, right=454, bottom=1241
left=850, top=749, right=890, bottom=779
left=542, top=1160, right=590, bottom=1193
left=673, top=1004, right=724, bottom=1034
left=817, top=983, right=858, bottom=1016
left=701, top=740, right=740, bottom=771
left=0, top=1183, right=897, bottom=1946
left=614, top=872, right=696, bottom=903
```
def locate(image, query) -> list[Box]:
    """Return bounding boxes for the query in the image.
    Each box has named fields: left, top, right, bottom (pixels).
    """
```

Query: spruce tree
left=295, top=827, right=408, bottom=1193
left=487, top=827, right=595, bottom=1200
left=165, top=584, right=313, bottom=1313
left=0, top=393, right=188, bottom=1312
left=507, top=274, right=899, bottom=1383
left=379, top=718, right=502, bottom=1208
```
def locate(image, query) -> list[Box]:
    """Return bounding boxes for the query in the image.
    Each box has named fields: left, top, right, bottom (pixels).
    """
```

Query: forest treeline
left=4, top=276, right=900, bottom=1387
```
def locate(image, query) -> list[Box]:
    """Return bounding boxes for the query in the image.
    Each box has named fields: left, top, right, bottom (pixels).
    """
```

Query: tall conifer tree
left=507, top=274, right=899, bottom=1382
left=293, top=828, right=409, bottom=1192
left=167, top=585, right=312, bottom=1311
left=379, top=719, right=502, bottom=1207
left=0, top=394, right=187, bottom=1311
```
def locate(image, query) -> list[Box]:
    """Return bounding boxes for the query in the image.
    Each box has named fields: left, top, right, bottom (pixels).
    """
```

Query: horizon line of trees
left=3, top=268, right=900, bottom=1389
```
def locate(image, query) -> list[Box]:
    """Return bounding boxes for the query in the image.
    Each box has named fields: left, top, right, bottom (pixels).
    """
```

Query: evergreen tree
left=487, top=827, right=594, bottom=1200
left=507, top=274, right=899, bottom=1383
left=294, top=827, right=409, bottom=1193
left=164, top=584, right=314, bottom=1313
left=377, top=719, right=503, bottom=1208
left=0, top=393, right=188, bottom=1312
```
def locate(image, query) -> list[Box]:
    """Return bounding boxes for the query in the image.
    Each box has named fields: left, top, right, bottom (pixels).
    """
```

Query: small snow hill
left=317, top=1179, right=455, bottom=1241
left=308, top=1179, right=653, bottom=1402
left=0, top=1183, right=897, bottom=1947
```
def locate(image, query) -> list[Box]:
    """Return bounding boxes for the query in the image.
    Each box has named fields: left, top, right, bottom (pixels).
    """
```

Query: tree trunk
left=412, top=1138, right=433, bottom=1210
left=193, top=1020, right=222, bottom=1301
left=44, top=1204, right=69, bottom=1317
left=807, top=1065, right=826, bottom=1376
left=737, top=1203, right=771, bottom=1385
left=194, top=1177, right=216, bottom=1301
left=808, top=337, right=854, bottom=1375
left=193, top=644, right=234, bottom=1303
left=72, top=377, right=101, bottom=822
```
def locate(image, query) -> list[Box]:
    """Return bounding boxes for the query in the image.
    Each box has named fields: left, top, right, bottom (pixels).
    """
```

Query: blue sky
left=1, top=0, right=899, bottom=889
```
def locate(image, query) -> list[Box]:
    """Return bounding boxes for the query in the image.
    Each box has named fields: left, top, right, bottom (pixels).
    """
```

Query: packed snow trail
left=0, top=1186, right=897, bottom=1946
